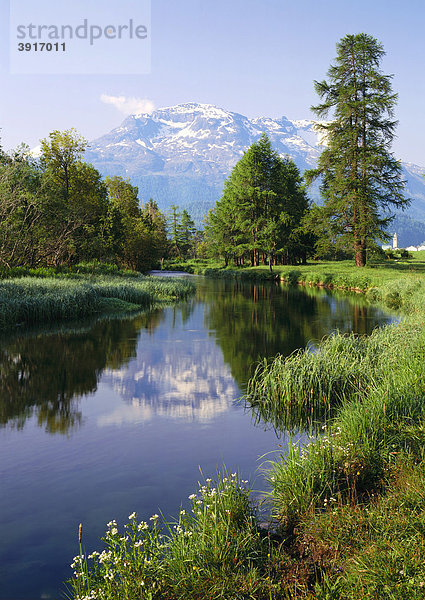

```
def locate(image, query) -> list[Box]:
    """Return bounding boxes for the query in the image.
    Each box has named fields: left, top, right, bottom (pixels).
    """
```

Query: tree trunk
left=354, top=239, right=366, bottom=267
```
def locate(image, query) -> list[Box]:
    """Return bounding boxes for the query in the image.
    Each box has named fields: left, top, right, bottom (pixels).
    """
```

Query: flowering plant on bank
left=68, top=472, right=256, bottom=600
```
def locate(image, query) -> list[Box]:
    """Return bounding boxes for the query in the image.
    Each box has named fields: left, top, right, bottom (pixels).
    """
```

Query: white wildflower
left=98, top=550, right=112, bottom=564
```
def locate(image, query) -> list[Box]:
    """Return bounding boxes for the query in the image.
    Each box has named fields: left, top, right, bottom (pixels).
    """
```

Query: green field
left=162, top=252, right=425, bottom=289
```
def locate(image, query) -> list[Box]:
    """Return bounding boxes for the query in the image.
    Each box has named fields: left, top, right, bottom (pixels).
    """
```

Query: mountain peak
left=85, top=102, right=425, bottom=234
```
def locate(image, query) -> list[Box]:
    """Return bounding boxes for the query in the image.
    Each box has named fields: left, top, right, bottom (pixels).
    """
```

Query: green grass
left=291, top=457, right=425, bottom=599
left=246, top=316, right=424, bottom=433
left=247, top=262, right=425, bottom=597
left=0, top=275, right=195, bottom=330
left=0, top=260, right=141, bottom=280
left=166, top=255, right=425, bottom=290
left=69, top=473, right=276, bottom=600
left=66, top=257, right=425, bottom=599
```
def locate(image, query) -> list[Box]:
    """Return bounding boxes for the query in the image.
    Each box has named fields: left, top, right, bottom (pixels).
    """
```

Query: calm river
left=0, top=276, right=395, bottom=599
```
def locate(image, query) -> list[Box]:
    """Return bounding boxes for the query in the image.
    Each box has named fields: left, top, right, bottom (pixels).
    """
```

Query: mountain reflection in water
left=0, top=278, right=394, bottom=435
left=0, top=277, right=397, bottom=600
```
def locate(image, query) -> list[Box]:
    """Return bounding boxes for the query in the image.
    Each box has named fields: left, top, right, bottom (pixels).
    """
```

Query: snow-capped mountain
left=86, top=103, right=425, bottom=241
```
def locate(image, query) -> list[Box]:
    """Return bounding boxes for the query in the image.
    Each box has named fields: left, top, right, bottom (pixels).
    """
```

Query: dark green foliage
left=104, top=178, right=168, bottom=271
left=0, top=131, right=169, bottom=272
left=306, top=33, right=409, bottom=266
left=205, top=134, right=311, bottom=269
left=166, top=205, right=198, bottom=259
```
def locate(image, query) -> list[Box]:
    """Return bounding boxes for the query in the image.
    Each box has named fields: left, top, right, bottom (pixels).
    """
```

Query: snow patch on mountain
left=85, top=102, right=425, bottom=229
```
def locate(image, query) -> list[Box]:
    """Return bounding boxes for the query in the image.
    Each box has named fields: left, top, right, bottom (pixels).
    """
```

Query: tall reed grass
left=262, top=316, right=425, bottom=526
left=0, top=276, right=195, bottom=330
left=246, top=321, right=419, bottom=428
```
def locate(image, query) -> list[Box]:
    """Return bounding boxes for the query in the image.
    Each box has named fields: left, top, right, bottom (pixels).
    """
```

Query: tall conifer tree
left=306, top=33, right=408, bottom=266
left=206, top=134, right=308, bottom=268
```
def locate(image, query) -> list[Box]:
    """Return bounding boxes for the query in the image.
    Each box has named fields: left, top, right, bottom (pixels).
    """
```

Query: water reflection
left=0, top=279, right=394, bottom=434
left=199, top=279, right=392, bottom=386
left=0, top=278, right=397, bottom=599
left=0, top=311, right=164, bottom=433
left=101, top=305, right=240, bottom=425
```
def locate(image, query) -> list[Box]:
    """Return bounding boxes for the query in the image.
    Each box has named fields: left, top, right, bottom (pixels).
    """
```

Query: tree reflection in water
left=0, top=310, right=164, bottom=433
left=0, top=278, right=392, bottom=435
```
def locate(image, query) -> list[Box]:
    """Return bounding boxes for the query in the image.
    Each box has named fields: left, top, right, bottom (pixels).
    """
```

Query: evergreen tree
left=179, top=210, right=197, bottom=258
left=166, top=206, right=197, bottom=259
left=207, top=134, right=308, bottom=268
left=167, top=204, right=182, bottom=257
left=105, top=176, right=153, bottom=270
left=306, top=33, right=408, bottom=266
left=140, top=199, right=168, bottom=264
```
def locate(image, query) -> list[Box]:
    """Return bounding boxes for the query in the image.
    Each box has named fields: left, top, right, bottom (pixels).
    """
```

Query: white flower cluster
left=70, top=555, right=84, bottom=569
left=103, top=569, right=115, bottom=581
left=98, top=550, right=113, bottom=564
left=323, top=497, right=337, bottom=506
left=75, top=592, right=98, bottom=600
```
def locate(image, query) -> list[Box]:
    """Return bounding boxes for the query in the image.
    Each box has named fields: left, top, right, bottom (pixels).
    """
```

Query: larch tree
left=207, top=134, right=308, bottom=269
left=306, top=33, right=409, bottom=266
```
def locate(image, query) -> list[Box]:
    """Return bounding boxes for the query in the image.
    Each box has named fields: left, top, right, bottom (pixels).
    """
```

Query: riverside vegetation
left=68, top=254, right=425, bottom=600
left=2, top=28, right=423, bottom=597
left=0, top=263, right=195, bottom=331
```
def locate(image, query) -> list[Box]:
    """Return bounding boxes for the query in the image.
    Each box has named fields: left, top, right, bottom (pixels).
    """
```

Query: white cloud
left=100, top=94, right=155, bottom=116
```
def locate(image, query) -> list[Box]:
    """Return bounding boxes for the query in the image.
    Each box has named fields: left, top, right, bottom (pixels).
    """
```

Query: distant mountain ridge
left=85, top=102, right=425, bottom=245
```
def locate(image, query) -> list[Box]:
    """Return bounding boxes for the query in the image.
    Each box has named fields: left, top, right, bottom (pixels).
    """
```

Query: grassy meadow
left=162, top=251, right=425, bottom=289
left=67, top=254, right=425, bottom=599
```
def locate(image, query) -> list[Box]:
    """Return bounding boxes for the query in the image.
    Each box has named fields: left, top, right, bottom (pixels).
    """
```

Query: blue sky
left=1, top=0, right=424, bottom=164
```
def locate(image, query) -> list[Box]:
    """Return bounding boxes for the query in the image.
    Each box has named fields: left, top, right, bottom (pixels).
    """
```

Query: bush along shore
left=67, top=264, right=425, bottom=600
left=0, top=264, right=195, bottom=331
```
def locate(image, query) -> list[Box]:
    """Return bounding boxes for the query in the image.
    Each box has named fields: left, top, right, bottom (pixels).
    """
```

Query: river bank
left=161, top=253, right=425, bottom=295
left=68, top=259, right=425, bottom=599
left=0, top=267, right=195, bottom=331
